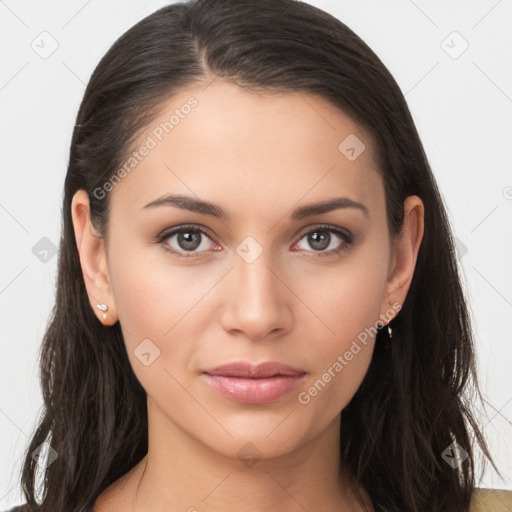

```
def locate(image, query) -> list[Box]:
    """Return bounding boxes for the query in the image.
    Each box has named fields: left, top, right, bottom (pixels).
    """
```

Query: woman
left=5, top=0, right=510, bottom=511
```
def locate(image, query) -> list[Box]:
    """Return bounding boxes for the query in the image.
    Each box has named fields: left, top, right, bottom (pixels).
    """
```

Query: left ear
left=379, top=195, right=425, bottom=322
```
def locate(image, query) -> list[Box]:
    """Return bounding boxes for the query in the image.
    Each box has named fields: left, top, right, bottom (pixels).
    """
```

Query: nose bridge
left=220, top=233, right=291, bottom=338
left=234, top=233, right=282, bottom=302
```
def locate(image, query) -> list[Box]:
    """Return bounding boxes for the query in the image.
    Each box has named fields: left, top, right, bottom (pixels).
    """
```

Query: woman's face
left=76, top=79, right=422, bottom=461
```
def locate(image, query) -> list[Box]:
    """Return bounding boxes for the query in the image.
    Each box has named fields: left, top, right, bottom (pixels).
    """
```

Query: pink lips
left=202, top=361, right=306, bottom=404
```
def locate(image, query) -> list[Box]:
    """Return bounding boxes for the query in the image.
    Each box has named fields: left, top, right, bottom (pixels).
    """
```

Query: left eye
left=294, top=227, right=351, bottom=255
left=157, top=225, right=352, bottom=259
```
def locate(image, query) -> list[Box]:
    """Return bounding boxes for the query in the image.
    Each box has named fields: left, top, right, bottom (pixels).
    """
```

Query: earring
left=387, top=323, right=393, bottom=339
left=96, top=303, right=108, bottom=320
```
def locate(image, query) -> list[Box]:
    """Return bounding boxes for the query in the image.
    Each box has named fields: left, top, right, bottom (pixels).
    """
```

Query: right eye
left=157, top=225, right=220, bottom=259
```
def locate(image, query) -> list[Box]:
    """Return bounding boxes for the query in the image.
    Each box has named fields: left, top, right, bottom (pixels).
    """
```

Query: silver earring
left=387, top=324, right=392, bottom=339
left=96, top=303, right=108, bottom=320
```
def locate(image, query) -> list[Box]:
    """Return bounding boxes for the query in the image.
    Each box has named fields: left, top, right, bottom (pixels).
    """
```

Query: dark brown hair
left=17, top=1, right=500, bottom=511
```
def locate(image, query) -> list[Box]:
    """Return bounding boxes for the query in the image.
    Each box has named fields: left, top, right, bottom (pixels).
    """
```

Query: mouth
left=202, top=361, right=306, bottom=404
left=202, top=374, right=306, bottom=404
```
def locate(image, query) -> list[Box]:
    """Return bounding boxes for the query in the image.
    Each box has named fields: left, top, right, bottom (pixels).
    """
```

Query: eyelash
left=155, top=223, right=353, bottom=260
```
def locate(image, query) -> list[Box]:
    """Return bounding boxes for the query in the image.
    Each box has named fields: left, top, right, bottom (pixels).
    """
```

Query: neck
left=107, top=401, right=374, bottom=512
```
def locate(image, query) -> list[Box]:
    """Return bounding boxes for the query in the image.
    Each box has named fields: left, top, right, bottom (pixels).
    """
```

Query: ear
left=71, top=189, right=118, bottom=326
left=378, top=195, right=424, bottom=325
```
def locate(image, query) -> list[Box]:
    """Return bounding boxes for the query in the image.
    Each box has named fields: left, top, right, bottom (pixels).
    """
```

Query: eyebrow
left=141, top=194, right=369, bottom=220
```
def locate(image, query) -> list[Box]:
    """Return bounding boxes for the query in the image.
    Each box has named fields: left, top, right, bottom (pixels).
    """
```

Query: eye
left=293, top=225, right=353, bottom=257
left=157, top=225, right=218, bottom=259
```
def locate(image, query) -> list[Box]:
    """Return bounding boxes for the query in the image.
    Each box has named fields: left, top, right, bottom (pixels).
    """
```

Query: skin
left=71, top=79, right=424, bottom=512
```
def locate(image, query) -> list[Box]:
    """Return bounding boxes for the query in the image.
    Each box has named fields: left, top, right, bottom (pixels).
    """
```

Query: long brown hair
left=18, top=1, right=500, bottom=510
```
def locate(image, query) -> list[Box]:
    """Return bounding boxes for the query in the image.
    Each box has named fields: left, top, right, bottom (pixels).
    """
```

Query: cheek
left=296, top=248, right=388, bottom=345
left=294, top=246, right=387, bottom=412
left=107, top=243, right=217, bottom=381
left=108, top=237, right=206, bottom=335
left=298, top=299, right=377, bottom=422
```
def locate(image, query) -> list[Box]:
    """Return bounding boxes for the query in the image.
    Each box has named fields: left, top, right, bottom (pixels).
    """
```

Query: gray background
left=1, top=0, right=511, bottom=507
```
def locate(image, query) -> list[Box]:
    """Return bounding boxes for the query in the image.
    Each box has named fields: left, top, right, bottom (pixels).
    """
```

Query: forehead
left=108, top=79, right=383, bottom=222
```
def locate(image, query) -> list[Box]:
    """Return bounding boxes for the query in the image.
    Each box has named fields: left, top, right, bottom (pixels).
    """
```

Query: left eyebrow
left=141, top=194, right=369, bottom=220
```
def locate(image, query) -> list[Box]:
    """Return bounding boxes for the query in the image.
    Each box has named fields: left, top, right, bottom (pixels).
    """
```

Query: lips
left=203, top=361, right=306, bottom=378
left=202, top=361, right=306, bottom=404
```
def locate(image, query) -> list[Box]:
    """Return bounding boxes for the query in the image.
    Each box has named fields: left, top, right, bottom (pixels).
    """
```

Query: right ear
left=70, top=190, right=118, bottom=326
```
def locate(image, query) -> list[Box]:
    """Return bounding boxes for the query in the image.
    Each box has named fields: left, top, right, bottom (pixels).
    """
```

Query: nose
left=219, top=247, right=293, bottom=342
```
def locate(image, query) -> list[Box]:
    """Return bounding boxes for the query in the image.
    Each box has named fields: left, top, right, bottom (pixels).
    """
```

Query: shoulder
left=4, top=490, right=512, bottom=512
left=470, top=488, right=512, bottom=512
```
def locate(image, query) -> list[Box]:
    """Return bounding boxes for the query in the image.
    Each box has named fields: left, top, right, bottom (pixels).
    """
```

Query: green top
left=470, top=488, right=512, bottom=511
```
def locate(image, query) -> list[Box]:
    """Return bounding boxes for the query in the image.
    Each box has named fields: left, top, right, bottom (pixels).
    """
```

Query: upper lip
left=203, top=361, right=306, bottom=378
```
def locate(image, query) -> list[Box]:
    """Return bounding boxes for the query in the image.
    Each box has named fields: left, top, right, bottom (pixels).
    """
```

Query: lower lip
left=202, top=373, right=306, bottom=404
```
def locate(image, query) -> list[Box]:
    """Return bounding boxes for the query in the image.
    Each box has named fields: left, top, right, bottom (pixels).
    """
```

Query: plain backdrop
left=1, top=0, right=511, bottom=507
